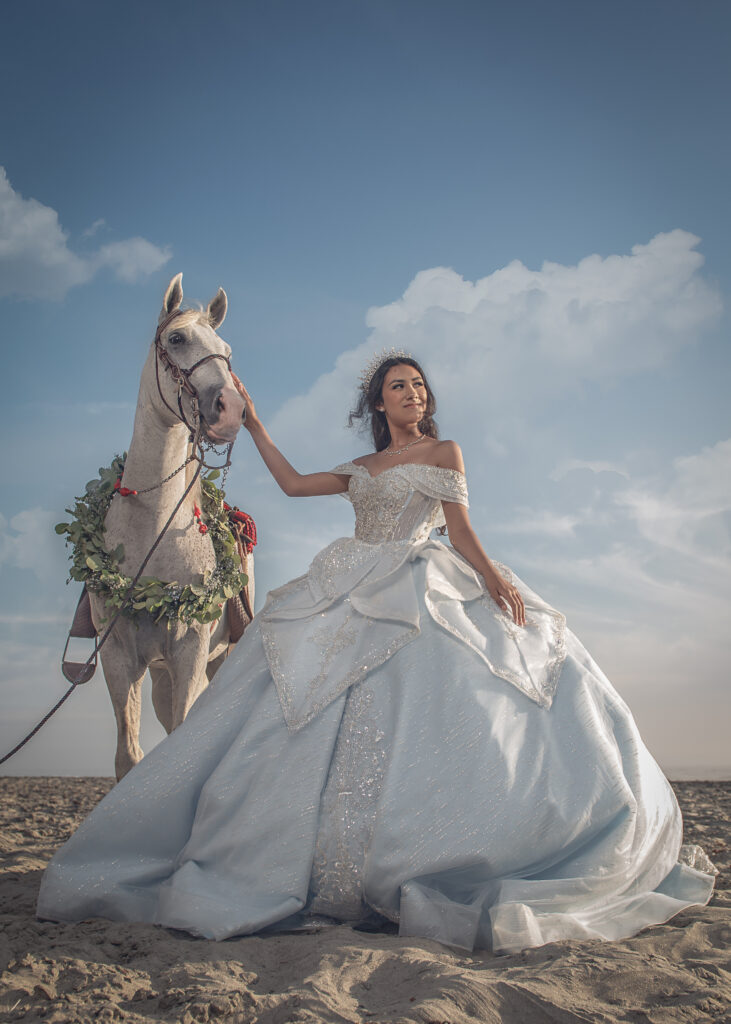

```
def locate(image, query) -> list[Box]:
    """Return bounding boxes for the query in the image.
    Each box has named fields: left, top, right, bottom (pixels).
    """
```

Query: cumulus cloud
left=269, top=230, right=722, bottom=459
left=0, top=167, right=171, bottom=299
left=96, top=237, right=173, bottom=283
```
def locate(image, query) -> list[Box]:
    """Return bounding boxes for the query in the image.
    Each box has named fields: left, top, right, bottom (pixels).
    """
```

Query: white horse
left=89, top=273, right=250, bottom=779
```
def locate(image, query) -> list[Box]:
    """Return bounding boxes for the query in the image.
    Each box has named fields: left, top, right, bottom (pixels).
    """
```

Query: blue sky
left=1, top=0, right=729, bottom=776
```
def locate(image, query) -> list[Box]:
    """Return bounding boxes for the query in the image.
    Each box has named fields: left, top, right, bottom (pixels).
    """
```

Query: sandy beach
left=1, top=777, right=729, bottom=1024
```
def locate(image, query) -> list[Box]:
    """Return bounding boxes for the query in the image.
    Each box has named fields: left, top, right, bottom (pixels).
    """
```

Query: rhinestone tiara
left=358, top=347, right=414, bottom=392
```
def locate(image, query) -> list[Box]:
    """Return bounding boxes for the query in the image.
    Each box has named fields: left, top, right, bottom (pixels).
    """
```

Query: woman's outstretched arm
left=439, top=442, right=526, bottom=626
left=232, top=374, right=348, bottom=497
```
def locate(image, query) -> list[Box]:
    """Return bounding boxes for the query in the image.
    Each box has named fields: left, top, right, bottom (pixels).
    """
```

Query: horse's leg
left=100, top=648, right=148, bottom=780
left=206, top=607, right=230, bottom=682
left=149, top=663, right=174, bottom=734
left=93, top=615, right=149, bottom=780
left=166, top=626, right=212, bottom=728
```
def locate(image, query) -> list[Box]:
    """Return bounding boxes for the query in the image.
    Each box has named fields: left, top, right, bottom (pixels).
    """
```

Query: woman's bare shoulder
left=434, top=440, right=465, bottom=472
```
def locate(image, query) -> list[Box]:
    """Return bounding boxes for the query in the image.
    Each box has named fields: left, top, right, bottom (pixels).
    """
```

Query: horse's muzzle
left=200, top=383, right=245, bottom=443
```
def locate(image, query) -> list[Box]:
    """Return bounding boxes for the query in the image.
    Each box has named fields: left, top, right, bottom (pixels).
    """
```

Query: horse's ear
left=207, top=287, right=228, bottom=329
left=160, top=273, right=183, bottom=323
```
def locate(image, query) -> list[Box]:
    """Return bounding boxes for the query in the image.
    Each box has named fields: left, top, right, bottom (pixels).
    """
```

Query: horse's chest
left=104, top=506, right=217, bottom=583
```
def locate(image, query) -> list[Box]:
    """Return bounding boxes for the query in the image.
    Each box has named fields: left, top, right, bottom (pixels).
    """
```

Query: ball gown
left=37, top=462, right=715, bottom=953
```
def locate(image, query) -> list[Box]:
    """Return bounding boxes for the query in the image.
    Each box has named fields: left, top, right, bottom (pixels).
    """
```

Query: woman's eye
left=169, top=332, right=184, bottom=345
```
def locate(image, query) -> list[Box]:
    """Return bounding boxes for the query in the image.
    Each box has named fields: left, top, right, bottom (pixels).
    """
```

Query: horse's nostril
left=216, top=392, right=225, bottom=413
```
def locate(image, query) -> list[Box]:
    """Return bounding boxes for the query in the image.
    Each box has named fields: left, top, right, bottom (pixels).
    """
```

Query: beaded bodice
left=331, top=462, right=469, bottom=544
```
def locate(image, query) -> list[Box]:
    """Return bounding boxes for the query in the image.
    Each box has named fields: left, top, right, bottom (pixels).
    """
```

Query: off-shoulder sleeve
left=410, top=466, right=469, bottom=507
left=329, top=462, right=358, bottom=502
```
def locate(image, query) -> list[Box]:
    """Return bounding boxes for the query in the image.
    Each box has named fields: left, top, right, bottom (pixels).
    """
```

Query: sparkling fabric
left=37, top=463, right=715, bottom=952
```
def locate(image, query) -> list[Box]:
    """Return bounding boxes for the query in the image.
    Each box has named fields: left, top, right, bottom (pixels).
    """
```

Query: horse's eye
left=169, top=332, right=184, bottom=346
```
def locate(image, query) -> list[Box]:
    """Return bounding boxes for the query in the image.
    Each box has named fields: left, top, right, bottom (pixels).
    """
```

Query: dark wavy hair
left=348, top=356, right=438, bottom=451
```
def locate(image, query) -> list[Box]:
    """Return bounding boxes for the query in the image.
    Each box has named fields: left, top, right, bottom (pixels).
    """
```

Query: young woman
left=38, top=352, right=714, bottom=953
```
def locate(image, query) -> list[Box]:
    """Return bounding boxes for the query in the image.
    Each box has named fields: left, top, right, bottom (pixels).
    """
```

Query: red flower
left=198, top=524, right=208, bottom=534
left=193, top=504, right=201, bottom=519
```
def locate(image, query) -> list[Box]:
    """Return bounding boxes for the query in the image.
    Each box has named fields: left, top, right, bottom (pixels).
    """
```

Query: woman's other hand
left=484, top=569, right=526, bottom=626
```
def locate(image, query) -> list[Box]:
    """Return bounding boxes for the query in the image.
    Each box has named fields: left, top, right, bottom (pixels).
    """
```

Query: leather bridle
left=154, top=309, right=233, bottom=435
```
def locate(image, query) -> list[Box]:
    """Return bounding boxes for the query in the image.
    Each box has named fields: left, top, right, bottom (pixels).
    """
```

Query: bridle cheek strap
left=154, top=310, right=233, bottom=434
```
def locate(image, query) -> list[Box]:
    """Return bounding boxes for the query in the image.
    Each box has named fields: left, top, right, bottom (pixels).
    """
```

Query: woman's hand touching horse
left=231, top=373, right=257, bottom=431
left=229, top=372, right=347, bottom=498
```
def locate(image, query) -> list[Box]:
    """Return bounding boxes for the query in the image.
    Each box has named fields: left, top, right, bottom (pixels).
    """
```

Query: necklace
left=383, top=434, right=425, bottom=457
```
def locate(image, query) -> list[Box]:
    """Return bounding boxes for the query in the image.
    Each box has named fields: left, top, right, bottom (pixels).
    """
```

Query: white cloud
left=365, top=230, right=720, bottom=381
left=550, top=458, right=629, bottom=482
left=96, top=237, right=173, bottom=283
left=269, top=230, right=722, bottom=459
left=0, top=167, right=171, bottom=299
left=617, top=438, right=731, bottom=569
left=494, top=508, right=582, bottom=537
left=82, top=217, right=106, bottom=238
left=0, top=507, right=68, bottom=581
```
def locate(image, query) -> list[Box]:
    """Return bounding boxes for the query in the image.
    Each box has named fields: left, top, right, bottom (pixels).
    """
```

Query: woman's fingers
left=231, top=372, right=256, bottom=424
left=231, top=371, right=248, bottom=399
left=509, top=588, right=526, bottom=627
left=491, top=582, right=525, bottom=626
left=507, top=586, right=525, bottom=626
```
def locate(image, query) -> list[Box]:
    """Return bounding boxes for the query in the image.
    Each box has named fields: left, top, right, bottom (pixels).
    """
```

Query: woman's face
left=376, top=363, right=427, bottom=428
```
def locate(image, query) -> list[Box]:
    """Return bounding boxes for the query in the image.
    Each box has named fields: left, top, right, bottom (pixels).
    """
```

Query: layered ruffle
left=260, top=537, right=567, bottom=731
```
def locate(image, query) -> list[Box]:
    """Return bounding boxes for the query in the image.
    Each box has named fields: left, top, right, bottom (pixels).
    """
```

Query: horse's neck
left=120, top=368, right=199, bottom=521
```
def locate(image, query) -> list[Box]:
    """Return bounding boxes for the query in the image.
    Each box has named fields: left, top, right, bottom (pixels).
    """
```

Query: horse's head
left=154, top=273, right=245, bottom=443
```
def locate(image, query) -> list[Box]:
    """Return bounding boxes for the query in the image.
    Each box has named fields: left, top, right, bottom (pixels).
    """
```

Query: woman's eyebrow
left=389, top=376, right=423, bottom=385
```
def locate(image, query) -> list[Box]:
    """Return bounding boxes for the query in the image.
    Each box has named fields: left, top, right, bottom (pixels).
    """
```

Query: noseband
left=154, top=309, right=233, bottom=434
